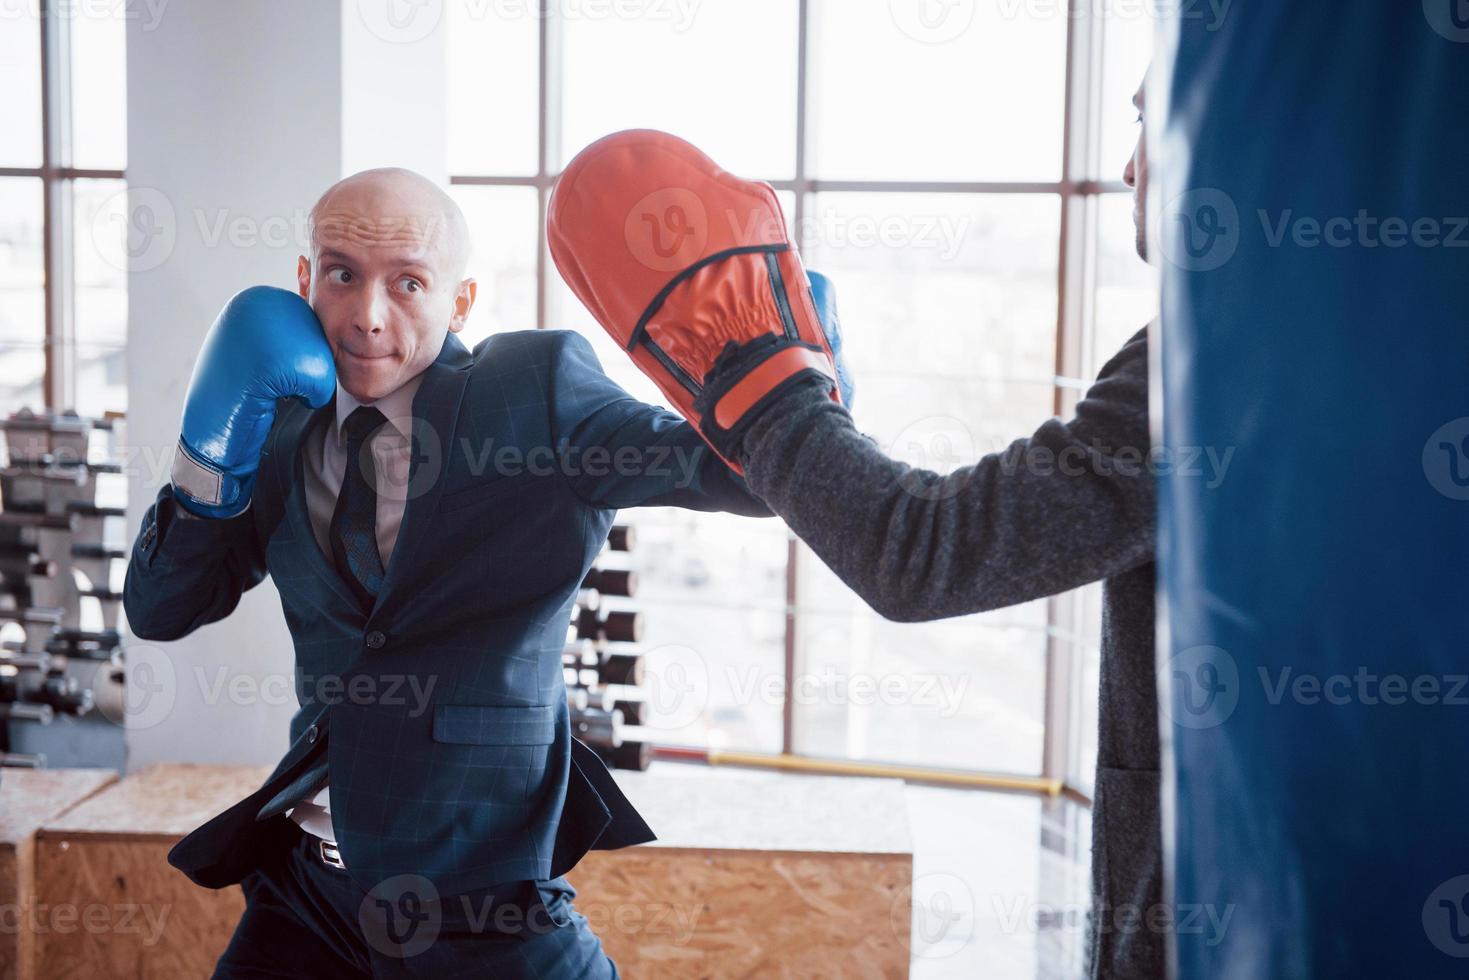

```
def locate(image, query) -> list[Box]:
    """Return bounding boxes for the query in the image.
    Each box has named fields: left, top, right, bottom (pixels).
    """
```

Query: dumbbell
left=563, top=639, right=600, bottom=668
left=612, top=698, right=647, bottom=725
left=582, top=567, right=638, bottom=597
left=597, top=651, right=645, bottom=687
left=575, top=608, right=643, bottom=644
left=596, top=740, right=653, bottom=772
left=570, top=706, right=624, bottom=748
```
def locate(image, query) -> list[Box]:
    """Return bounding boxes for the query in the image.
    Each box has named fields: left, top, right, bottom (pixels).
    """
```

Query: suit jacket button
left=306, top=724, right=319, bottom=743
left=365, top=630, right=387, bottom=650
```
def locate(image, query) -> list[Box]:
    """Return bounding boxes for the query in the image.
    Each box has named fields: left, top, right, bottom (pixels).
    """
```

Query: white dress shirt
left=287, top=370, right=425, bottom=841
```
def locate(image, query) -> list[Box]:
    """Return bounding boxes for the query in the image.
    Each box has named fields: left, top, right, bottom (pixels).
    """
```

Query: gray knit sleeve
left=739, top=327, right=1156, bottom=622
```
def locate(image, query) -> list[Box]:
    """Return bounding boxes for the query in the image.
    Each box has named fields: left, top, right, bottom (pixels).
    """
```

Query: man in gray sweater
left=552, top=83, right=1163, bottom=977
left=732, top=81, right=1162, bottom=978
left=744, top=326, right=1156, bottom=979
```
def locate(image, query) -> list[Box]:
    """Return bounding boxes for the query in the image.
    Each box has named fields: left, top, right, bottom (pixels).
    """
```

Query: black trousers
left=213, top=821, right=619, bottom=979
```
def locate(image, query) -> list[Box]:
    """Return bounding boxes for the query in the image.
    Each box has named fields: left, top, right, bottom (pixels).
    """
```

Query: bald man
left=124, top=168, right=771, bottom=978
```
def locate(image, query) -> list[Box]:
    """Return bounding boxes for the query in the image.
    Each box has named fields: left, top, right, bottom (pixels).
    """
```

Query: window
left=808, top=1, right=1064, bottom=181
left=0, top=179, right=45, bottom=409
left=447, top=186, right=539, bottom=348
left=448, top=0, right=1158, bottom=789
left=0, top=1, right=128, bottom=418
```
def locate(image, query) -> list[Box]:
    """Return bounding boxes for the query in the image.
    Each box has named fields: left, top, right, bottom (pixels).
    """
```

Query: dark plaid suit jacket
left=123, top=327, right=770, bottom=896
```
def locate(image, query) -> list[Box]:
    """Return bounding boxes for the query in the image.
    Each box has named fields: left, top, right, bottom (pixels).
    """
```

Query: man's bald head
left=308, top=167, right=471, bottom=281
left=297, top=167, right=478, bottom=402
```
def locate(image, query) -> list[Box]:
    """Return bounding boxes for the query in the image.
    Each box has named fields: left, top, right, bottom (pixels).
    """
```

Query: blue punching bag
left=1155, top=4, right=1469, bottom=977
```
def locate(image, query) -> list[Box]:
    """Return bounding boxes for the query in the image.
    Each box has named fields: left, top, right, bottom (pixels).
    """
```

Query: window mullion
left=535, top=0, right=564, bottom=331
left=1044, top=0, right=1103, bottom=792
left=40, top=0, right=75, bottom=412
left=783, top=0, right=812, bottom=757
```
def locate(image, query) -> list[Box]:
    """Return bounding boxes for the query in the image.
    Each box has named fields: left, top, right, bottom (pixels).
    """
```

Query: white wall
left=342, top=0, right=449, bottom=181
left=124, top=1, right=446, bottom=769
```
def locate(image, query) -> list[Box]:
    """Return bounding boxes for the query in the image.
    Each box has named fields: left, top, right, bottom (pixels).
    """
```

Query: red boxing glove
left=548, top=129, right=842, bottom=473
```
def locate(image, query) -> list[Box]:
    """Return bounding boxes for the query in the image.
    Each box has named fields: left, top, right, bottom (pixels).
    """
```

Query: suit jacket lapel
left=368, top=331, right=474, bottom=623
left=269, top=331, right=473, bottom=623
left=275, top=397, right=365, bottom=612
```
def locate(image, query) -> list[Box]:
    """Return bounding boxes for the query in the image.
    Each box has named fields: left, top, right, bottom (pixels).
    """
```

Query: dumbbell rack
left=0, top=408, right=128, bottom=770
left=567, top=524, right=655, bottom=770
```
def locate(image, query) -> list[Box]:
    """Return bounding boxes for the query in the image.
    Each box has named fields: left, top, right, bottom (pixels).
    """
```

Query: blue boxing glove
left=808, top=271, right=855, bottom=411
left=170, top=286, right=335, bottom=518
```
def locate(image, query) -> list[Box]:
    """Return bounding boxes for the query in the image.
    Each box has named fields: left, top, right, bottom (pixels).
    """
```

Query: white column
left=123, top=1, right=447, bottom=769
left=341, top=0, right=449, bottom=180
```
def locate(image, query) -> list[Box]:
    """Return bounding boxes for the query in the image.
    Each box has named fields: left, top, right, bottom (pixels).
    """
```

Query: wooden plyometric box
left=568, top=767, right=913, bottom=979
left=32, top=763, right=270, bottom=980
left=1, top=768, right=118, bottom=980
left=29, top=763, right=912, bottom=979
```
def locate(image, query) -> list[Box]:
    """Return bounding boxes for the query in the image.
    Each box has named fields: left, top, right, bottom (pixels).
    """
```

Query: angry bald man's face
left=297, top=171, right=476, bottom=403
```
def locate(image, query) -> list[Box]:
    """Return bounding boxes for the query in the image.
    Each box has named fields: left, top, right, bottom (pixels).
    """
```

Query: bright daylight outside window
left=425, top=0, right=1154, bottom=787
left=0, top=0, right=1158, bottom=790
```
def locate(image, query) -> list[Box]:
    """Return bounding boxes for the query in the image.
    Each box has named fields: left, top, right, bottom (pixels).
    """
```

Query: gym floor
left=905, top=785, right=1090, bottom=978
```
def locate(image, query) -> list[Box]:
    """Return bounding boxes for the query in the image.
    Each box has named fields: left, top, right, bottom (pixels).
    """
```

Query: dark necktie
left=257, top=405, right=389, bottom=826
left=331, top=405, right=388, bottom=612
